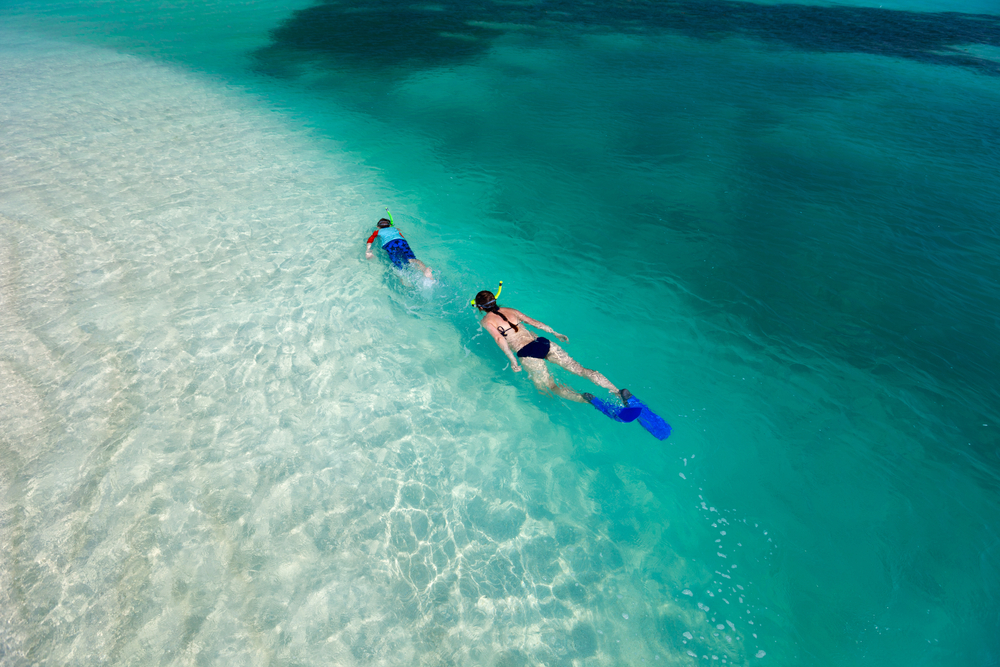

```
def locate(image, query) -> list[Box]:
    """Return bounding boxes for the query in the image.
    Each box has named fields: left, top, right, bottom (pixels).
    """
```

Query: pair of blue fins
left=582, top=389, right=671, bottom=440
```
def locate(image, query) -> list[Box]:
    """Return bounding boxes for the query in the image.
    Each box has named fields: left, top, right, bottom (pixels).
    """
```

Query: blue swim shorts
left=382, top=238, right=416, bottom=269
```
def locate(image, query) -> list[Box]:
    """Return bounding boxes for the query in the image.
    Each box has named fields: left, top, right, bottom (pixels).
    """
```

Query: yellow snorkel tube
left=471, top=281, right=503, bottom=307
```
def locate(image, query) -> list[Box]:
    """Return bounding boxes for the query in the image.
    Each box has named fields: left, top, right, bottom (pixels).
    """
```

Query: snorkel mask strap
left=471, top=281, right=503, bottom=307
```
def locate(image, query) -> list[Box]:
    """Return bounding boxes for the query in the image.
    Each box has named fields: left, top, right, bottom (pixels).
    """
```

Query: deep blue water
left=1, top=0, right=999, bottom=665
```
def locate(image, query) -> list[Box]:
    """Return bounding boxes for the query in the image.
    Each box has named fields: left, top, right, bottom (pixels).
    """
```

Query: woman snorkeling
left=474, top=287, right=630, bottom=406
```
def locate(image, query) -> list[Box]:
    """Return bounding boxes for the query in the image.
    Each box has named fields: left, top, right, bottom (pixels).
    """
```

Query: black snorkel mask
left=376, top=208, right=395, bottom=229
left=471, top=281, right=503, bottom=309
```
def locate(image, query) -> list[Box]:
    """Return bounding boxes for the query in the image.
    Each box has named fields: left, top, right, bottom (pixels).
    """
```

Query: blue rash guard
left=368, top=226, right=403, bottom=244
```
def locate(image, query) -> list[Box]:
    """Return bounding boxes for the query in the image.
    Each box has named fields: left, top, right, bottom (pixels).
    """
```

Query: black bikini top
left=493, top=310, right=519, bottom=338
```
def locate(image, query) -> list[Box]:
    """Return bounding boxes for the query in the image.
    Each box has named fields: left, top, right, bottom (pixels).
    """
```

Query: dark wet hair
left=475, top=290, right=518, bottom=332
left=377, top=218, right=392, bottom=228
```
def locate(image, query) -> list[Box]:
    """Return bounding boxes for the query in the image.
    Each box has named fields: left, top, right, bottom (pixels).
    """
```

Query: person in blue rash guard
left=365, top=218, right=433, bottom=278
left=474, top=289, right=630, bottom=406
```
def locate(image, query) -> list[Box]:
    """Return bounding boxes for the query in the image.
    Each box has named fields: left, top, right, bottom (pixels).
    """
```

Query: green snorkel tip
left=385, top=207, right=394, bottom=225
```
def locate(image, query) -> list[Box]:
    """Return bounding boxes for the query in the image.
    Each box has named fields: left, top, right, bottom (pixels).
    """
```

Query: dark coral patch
left=253, top=0, right=1000, bottom=78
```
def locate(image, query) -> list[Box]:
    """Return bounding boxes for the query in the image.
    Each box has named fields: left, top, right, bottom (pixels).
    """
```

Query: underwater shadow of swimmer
left=252, top=0, right=1000, bottom=78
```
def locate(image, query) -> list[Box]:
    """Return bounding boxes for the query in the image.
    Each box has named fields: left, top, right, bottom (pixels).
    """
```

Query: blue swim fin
left=583, top=393, right=642, bottom=423
left=621, top=391, right=671, bottom=440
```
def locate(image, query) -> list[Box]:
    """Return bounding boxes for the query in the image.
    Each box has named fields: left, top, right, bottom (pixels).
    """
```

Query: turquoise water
left=1, top=0, right=999, bottom=665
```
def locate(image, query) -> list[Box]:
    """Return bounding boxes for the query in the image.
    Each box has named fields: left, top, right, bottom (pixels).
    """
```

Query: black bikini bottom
left=517, top=337, right=551, bottom=359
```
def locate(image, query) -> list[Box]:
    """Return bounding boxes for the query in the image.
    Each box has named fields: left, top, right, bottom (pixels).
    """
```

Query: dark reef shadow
left=252, top=0, right=1000, bottom=78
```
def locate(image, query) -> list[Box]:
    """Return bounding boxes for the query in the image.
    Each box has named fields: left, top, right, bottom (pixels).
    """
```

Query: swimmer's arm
left=509, top=310, right=569, bottom=343
left=483, top=322, right=522, bottom=372
left=365, top=230, right=378, bottom=258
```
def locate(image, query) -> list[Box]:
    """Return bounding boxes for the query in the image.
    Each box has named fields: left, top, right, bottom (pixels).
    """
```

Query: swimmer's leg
left=545, top=343, right=619, bottom=394
left=521, top=358, right=589, bottom=403
left=408, top=258, right=433, bottom=279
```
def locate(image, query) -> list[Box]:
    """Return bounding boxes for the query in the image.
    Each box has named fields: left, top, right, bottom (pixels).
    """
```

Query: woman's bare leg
left=521, top=358, right=589, bottom=403
left=545, top=343, right=619, bottom=393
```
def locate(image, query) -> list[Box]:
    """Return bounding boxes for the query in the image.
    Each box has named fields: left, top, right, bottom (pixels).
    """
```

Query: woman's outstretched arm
left=510, top=310, right=568, bottom=342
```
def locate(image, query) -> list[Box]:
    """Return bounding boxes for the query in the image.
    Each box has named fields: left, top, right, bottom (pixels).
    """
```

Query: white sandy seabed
left=0, top=31, right=755, bottom=667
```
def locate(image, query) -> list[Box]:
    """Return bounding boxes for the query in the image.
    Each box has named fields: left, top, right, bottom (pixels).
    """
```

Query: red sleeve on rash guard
left=366, top=229, right=379, bottom=244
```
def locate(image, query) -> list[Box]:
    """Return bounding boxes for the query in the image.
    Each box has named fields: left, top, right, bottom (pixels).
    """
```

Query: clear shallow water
left=1, top=1, right=999, bottom=666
